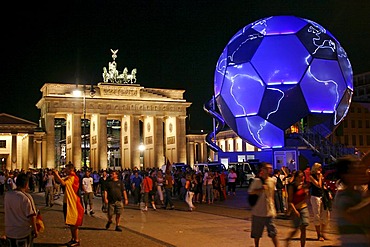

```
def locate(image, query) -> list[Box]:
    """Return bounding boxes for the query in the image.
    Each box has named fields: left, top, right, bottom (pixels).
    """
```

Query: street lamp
left=73, top=84, right=95, bottom=171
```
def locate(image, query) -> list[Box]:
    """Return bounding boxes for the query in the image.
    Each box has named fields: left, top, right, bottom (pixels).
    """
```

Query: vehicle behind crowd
left=193, top=162, right=226, bottom=173
left=229, top=162, right=257, bottom=187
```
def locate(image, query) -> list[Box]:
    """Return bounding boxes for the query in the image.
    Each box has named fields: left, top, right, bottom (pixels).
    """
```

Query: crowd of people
left=248, top=157, right=370, bottom=247
left=1, top=156, right=369, bottom=247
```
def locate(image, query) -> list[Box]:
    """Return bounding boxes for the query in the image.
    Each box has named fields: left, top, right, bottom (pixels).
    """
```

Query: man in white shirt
left=5, top=173, right=38, bottom=246
left=248, top=162, right=279, bottom=247
left=82, top=170, right=95, bottom=216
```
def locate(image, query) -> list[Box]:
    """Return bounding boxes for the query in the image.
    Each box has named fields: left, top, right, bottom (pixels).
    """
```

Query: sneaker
left=105, top=221, right=112, bottom=229
left=68, top=240, right=80, bottom=246
left=84, top=210, right=88, bottom=215
left=115, top=226, right=123, bottom=232
left=89, top=210, right=95, bottom=216
left=65, top=239, right=74, bottom=246
left=170, top=205, right=175, bottom=210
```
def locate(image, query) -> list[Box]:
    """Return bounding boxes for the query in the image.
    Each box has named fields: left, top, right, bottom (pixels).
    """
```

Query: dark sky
left=2, top=1, right=370, bottom=130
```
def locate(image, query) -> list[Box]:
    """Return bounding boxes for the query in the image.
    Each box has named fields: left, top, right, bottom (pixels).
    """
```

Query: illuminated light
left=272, top=145, right=283, bottom=148
left=213, top=15, right=352, bottom=149
left=72, top=89, right=82, bottom=97
left=267, top=82, right=282, bottom=85
left=246, top=112, right=257, bottom=116
left=138, top=144, right=145, bottom=151
left=282, top=81, right=298, bottom=85
left=267, top=32, right=296, bottom=35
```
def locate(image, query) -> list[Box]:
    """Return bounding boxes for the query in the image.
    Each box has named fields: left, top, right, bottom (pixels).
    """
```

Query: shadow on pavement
left=79, top=226, right=106, bottom=231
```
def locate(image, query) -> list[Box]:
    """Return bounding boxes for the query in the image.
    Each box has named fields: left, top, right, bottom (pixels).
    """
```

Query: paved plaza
left=0, top=188, right=341, bottom=247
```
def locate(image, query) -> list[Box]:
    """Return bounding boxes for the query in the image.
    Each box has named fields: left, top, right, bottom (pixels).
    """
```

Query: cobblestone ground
left=0, top=187, right=341, bottom=247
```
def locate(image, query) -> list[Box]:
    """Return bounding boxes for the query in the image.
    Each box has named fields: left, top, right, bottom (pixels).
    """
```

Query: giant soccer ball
left=214, top=16, right=353, bottom=149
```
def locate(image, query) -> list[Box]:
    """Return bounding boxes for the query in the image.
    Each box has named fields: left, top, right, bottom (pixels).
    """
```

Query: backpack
left=247, top=177, right=265, bottom=207
left=248, top=194, right=259, bottom=207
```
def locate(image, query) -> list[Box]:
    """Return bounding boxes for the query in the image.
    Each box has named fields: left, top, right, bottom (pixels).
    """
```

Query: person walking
left=141, top=172, right=155, bottom=211
left=309, top=163, right=330, bottom=241
left=272, top=169, right=284, bottom=214
left=131, top=171, right=142, bottom=205
left=156, top=170, right=165, bottom=205
left=248, top=162, right=279, bottom=247
left=104, top=170, right=128, bottom=231
left=44, top=169, right=55, bottom=207
left=185, top=173, right=196, bottom=211
left=164, top=170, right=175, bottom=209
left=286, top=170, right=309, bottom=247
left=82, top=170, right=95, bottom=216
left=228, top=168, right=237, bottom=196
left=334, top=156, right=370, bottom=247
left=4, top=173, right=38, bottom=247
left=53, top=163, right=84, bottom=247
left=0, top=172, right=5, bottom=195
left=99, top=170, right=109, bottom=213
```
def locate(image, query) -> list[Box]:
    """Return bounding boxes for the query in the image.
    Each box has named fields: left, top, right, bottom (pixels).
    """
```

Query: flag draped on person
left=64, top=171, right=84, bottom=226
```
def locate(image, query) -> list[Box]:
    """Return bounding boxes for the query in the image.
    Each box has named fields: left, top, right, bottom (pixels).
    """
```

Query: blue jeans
left=164, top=188, right=174, bottom=208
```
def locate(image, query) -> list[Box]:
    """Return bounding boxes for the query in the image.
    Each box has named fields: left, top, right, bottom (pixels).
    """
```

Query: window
left=343, top=120, right=348, bottom=128
left=351, top=120, right=356, bottom=128
left=366, top=120, right=370, bottom=128
left=344, top=135, right=349, bottom=146
left=352, top=135, right=357, bottom=146
left=358, top=107, right=362, bottom=113
left=0, top=140, right=5, bottom=148
left=367, top=135, right=370, bottom=146
left=359, top=135, right=364, bottom=146
left=358, top=120, right=363, bottom=128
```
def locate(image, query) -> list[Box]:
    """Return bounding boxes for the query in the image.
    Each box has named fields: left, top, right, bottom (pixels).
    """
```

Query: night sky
left=2, top=1, right=370, bottom=131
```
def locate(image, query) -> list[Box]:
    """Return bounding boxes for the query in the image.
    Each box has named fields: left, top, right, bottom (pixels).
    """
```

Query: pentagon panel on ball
left=212, top=15, right=353, bottom=149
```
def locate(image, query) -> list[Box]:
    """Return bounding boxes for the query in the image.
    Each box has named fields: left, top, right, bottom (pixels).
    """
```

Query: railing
left=290, top=125, right=354, bottom=162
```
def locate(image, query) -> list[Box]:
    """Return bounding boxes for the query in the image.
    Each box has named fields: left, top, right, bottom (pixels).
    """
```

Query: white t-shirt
left=228, top=172, right=237, bottom=183
left=5, top=191, right=36, bottom=238
left=82, top=177, right=94, bottom=193
left=248, top=177, right=276, bottom=217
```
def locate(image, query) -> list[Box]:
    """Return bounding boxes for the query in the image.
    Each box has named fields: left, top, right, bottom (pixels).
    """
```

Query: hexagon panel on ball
left=214, top=15, right=353, bottom=149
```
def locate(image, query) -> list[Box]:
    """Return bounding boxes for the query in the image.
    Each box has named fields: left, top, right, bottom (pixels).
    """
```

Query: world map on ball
left=214, top=15, right=353, bottom=149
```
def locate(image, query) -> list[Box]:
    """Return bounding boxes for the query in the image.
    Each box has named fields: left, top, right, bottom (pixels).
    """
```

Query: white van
left=193, top=162, right=226, bottom=173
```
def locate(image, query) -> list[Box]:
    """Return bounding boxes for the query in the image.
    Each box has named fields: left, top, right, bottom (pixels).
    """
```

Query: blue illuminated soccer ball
left=214, top=16, right=353, bottom=149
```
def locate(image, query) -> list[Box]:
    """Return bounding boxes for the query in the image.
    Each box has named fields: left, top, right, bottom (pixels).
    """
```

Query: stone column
left=201, top=142, right=208, bottom=163
left=98, top=114, right=108, bottom=170
left=11, top=133, right=17, bottom=170
left=242, top=140, right=247, bottom=152
left=72, top=114, right=82, bottom=170
left=45, top=114, right=55, bottom=169
left=188, top=141, right=194, bottom=167
left=36, top=139, right=42, bottom=168
left=42, top=135, right=47, bottom=168
left=176, top=116, right=187, bottom=163
left=130, top=115, right=140, bottom=168
left=154, top=116, right=164, bottom=167
left=28, top=134, right=34, bottom=169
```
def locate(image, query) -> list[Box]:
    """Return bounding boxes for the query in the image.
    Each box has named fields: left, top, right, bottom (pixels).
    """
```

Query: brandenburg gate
left=36, top=50, right=191, bottom=171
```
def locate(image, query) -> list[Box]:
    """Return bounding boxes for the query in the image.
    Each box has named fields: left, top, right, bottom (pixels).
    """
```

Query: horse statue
left=127, top=68, right=137, bottom=84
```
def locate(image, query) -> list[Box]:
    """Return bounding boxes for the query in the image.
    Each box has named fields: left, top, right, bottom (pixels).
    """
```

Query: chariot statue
left=102, top=49, right=138, bottom=84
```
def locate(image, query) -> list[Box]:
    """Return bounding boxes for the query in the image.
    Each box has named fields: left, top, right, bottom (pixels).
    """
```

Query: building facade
left=36, top=82, right=191, bottom=171
left=0, top=113, right=41, bottom=171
